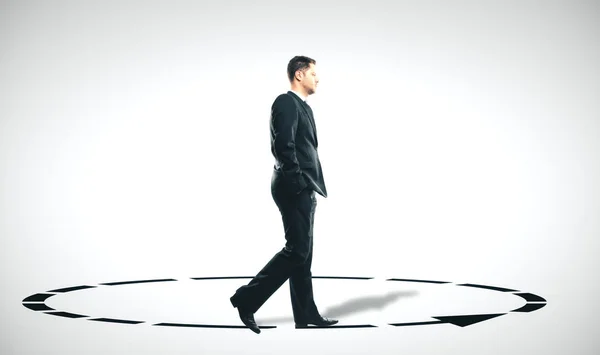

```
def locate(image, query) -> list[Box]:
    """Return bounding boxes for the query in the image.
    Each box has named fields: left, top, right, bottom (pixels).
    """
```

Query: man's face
left=298, top=63, right=319, bottom=95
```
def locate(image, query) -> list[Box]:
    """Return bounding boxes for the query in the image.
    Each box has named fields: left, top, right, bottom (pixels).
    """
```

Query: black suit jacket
left=270, top=91, right=327, bottom=198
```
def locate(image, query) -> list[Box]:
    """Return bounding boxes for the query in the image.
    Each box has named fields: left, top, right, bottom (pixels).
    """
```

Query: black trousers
left=230, top=170, right=320, bottom=323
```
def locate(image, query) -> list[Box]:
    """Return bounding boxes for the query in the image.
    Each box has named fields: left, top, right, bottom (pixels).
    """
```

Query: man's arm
left=270, top=95, right=307, bottom=192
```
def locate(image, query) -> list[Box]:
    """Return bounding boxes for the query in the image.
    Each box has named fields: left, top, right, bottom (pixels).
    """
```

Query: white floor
left=2, top=1, right=599, bottom=354
left=15, top=275, right=555, bottom=354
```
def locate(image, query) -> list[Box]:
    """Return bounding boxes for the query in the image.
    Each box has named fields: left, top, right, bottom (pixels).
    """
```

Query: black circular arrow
left=22, top=276, right=546, bottom=329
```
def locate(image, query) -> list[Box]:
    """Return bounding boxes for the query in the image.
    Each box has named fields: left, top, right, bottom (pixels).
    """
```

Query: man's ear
left=295, top=70, right=304, bottom=82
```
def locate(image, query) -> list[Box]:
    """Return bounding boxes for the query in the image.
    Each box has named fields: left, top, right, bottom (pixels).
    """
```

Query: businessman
left=229, top=56, right=338, bottom=334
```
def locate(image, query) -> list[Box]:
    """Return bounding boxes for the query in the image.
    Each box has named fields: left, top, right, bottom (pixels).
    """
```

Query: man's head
left=287, top=56, right=318, bottom=96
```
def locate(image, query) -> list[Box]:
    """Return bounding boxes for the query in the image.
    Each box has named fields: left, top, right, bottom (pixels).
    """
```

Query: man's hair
left=287, top=56, right=316, bottom=82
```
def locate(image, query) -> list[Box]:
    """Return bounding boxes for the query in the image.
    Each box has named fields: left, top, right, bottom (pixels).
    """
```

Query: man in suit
left=229, top=56, right=338, bottom=334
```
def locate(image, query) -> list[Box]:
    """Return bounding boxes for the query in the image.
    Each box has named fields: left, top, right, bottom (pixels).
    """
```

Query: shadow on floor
left=255, top=290, right=418, bottom=324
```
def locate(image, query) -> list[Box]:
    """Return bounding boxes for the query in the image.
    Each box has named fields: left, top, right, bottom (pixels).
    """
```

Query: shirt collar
left=290, top=90, right=308, bottom=103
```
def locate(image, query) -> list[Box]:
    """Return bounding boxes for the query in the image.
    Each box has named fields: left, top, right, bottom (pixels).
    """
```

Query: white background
left=1, top=0, right=599, bottom=354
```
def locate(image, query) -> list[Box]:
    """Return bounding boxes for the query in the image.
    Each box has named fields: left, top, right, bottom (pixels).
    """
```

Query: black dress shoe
left=295, top=316, right=339, bottom=328
left=236, top=307, right=261, bottom=334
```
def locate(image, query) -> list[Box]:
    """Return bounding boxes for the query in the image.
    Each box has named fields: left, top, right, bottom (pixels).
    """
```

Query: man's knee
left=282, top=245, right=310, bottom=264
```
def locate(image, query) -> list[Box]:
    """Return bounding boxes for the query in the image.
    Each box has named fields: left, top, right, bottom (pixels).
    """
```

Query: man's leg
left=230, top=186, right=313, bottom=314
left=289, top=190, right=320, bottom=322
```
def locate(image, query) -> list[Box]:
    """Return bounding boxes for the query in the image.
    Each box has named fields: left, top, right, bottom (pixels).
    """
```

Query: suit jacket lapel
left=304, top=104, right=319, bottom=147
left=287, top=91, right=319, bottom=147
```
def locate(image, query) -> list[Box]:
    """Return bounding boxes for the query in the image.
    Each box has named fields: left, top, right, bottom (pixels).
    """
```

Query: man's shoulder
left=272, top=92, right=297, bottom=108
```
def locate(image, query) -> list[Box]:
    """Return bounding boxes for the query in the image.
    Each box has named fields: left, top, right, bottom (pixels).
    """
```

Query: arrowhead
left=433, top=313, right=506, bottom=327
